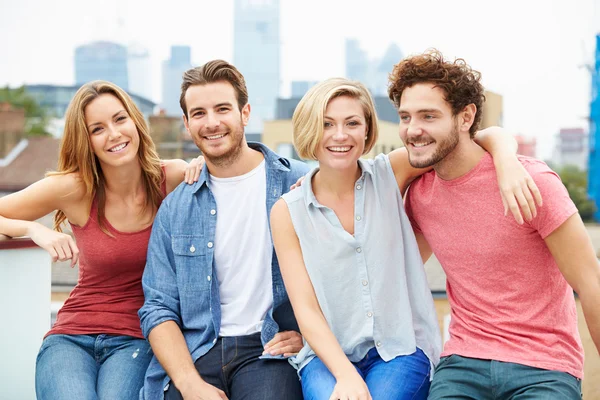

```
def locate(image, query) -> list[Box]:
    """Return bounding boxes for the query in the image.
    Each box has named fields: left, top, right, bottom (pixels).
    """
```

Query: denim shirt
left=139, top=143, right=310, bottom=399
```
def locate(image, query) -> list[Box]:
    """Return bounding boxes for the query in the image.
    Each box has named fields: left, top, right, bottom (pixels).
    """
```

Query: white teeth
left=328, top=146, right=351, bottom=152
left=412, top=142, right=433, bottom=148
left=206, top=134, right=225, bottom=140
left=108, top=143, right=127, bottom=152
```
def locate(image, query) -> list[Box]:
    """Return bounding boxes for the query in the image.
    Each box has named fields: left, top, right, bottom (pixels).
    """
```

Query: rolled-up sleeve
left=139, top=200, right=182, bottom=338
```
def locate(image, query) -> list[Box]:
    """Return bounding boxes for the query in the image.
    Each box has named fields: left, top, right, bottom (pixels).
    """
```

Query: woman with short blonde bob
left=270, top=78, right=539, bottom=400
left=0, top=81, right=201, bottom=399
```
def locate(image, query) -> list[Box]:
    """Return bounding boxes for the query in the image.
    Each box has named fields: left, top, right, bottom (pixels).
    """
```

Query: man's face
left=398, top=82, right=460, bottom=168
left=183, top=81, right=250, bottom=167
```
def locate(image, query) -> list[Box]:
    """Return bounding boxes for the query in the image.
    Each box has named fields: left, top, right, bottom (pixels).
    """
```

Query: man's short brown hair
left=179, top=60, right=249, bottom=117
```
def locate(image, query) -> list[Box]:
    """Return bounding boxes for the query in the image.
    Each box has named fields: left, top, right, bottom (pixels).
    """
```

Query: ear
left=241, top=103, right=251, bottom=127
left=182, top=114, right=191, bottom=133
left=459, top=104, right=477, bottom=133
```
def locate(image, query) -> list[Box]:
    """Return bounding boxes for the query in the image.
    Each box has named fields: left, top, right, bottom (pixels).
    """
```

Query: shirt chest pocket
left=172, top=235, right=211, bottom=293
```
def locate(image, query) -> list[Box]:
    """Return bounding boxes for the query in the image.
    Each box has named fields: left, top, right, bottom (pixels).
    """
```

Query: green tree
left=556, top=165, right=597, bottom=222
left=0, top=85, right=49, bottom=136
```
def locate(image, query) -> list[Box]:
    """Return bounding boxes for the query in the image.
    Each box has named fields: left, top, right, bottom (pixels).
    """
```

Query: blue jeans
left=427, top=354, right=582, bottom=399
left=300, top=347, right=431, bottom=400
left=35, top=334, right=153, bottom=400
left=165, top=332, right=302, bottom=400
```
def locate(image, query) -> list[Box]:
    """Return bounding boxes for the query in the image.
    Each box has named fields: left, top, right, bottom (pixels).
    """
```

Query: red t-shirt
left=405, top=153, right=583, bottom=379
left=48, top=173, right=166, bottom=339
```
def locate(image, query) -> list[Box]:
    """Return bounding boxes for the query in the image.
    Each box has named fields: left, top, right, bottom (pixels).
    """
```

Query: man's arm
left=139, top=203, right=227, bottom=400
left=544, top=213, right=600, bottom=354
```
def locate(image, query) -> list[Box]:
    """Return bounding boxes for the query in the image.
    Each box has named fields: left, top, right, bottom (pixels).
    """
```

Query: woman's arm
left=388, top=148, right=431, bottom=195
left=475, top=126, right=543, bottom=224
left=270, top=200, right=371, bottom=400
left=163, top=156, right=206, bottom=194
left=0, top=174, right=85, bottom=265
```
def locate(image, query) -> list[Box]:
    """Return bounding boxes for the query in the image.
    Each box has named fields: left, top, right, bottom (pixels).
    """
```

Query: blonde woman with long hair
left=0, top=81, right=202, bottom=399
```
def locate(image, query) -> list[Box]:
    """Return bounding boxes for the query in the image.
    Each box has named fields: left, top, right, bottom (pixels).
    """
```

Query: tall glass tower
left=75, top=41, right=129, bottom=90
left=233, top=0, right=280, bottom=134
left=161, top=46, right=192, bottom=116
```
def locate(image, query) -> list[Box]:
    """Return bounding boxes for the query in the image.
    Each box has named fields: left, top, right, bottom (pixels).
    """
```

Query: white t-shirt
left=209, top=160, right=274, bottom=337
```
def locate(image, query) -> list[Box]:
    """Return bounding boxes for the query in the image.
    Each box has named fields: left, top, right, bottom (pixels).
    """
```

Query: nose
left=332, top=125, right=347, bottom=141
left=107, top=124, right=122, bottom=140
left=205, top=112, right=220, bottom=131
left=406, top=119, right=422, bottom=137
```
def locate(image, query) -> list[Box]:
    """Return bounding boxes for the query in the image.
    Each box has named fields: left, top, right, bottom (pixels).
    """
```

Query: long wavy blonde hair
left=50, top=81, right=163, bottom=235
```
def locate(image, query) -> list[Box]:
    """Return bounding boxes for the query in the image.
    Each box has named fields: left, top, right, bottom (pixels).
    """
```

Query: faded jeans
left=35, top=333, right=152, bottom=400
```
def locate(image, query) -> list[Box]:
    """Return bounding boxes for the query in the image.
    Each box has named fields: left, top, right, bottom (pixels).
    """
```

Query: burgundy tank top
left=47, top=171, right=166, bottom=339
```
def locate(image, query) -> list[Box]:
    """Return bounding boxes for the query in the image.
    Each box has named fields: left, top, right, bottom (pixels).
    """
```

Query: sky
left=1, top=0, right=599, bottom=160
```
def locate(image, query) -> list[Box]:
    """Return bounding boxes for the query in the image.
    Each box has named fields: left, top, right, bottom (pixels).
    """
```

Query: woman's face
left=315, top=95, right=368, bottom=171
left=84, top=93, right=140, bottom=169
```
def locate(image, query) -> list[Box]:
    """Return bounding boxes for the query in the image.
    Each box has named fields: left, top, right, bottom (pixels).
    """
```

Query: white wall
left=0, top=245, right=51, bottom=399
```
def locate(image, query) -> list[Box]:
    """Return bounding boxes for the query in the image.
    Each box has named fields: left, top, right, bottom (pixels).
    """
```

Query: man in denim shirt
left=139, top=60, right=309, bottom=400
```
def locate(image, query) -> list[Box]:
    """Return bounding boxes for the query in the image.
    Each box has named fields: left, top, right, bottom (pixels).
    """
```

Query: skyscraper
left=345, top=39, right=404, bottom=96
left=345, top=39, right=369, bottom=85
left=161, top=46, right=192, bottom=116
left=128, top=44, right=153, bottom=101
left=371, top=43, right=403, bottom=96
left=75, top=41, right=129, bottom=90
left=233, top=0, right=280, bottom=134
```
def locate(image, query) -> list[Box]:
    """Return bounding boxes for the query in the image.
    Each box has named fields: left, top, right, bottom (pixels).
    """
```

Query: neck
left=101, top=161, right=145, bottom=198
left=313, top=162, right=361, bottom=199
left=434, top=138, right=485, bottom=181
left=206, top=142, right=264, bottom=178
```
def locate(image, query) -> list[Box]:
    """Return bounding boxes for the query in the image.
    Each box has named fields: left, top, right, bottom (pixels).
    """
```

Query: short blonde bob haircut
left=292, top=78, right=379, bottom=160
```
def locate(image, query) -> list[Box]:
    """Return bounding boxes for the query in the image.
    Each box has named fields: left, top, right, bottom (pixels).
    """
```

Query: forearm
left=148, top=320, right=202, bottom=387
left=579, top=284, right=600, bottom=354
left=474, top=126, right=517, bottom=159
left=0, top=216, right=36, bottom=238
left=296, top=307, right=356, bottom=380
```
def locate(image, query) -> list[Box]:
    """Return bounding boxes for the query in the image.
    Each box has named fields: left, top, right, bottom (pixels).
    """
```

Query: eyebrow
left=188, top=102, right=233, bottom=115
left=398, top=108, right=441, bottom=114
left=323, top=114, right=361, bottom=120
left=87, top=110, right=126, bottom=129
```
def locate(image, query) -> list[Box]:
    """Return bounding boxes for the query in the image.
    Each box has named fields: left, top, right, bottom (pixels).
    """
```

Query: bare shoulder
left=50, top=173, right=88, bottom=200
left=162, top=159, right=188, bottom=193
left=271, top=198, right=291, bottom=222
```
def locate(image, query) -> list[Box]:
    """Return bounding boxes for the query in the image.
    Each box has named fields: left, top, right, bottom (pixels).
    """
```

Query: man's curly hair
left=388, top=49, right=485, bottom=138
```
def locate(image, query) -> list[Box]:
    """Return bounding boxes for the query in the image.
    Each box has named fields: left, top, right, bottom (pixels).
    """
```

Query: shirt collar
left=192, top=142, right=292, bottom=194
left=304, top=158, right=374, bottom=207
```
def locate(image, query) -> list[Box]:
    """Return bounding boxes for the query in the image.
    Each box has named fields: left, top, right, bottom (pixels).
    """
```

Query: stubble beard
left=407, top=124, right=460, bottom=169
left=197, top=121, right=246, bottom=168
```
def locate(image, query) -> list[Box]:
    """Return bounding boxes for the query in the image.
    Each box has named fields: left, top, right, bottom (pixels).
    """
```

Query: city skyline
left=1, top=0, right=599, bottom=159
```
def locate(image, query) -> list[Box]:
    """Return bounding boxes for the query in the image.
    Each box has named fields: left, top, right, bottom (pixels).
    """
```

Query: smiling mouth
left=108, top=142, right=129, bottom=152
left=204, top=133, right=227, bottom=140
left=327, top=146, right=352, bottom=153
left=409, top=141, right=434, bottom=149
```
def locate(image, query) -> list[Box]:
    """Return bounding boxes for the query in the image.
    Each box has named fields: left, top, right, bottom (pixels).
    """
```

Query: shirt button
left=362, top=280, right=368, bottom=286
left=189, top=245, right=196, bottom=253
left=356, top=247, right=362, bottom=253
left=213, top=338, right=217, bottom=344
left=367, top=312, right=373, bottom=318
left=207, top=242, right=213, bottom=248
left=207, top=275, right=211, bottom=281
left=210, top=209, right=216, bottom=215
left=356, top=215, right=362, bottom=221
left=356, top=184, right=362, bottom=190
left=376, top=341, right=382, bottom=347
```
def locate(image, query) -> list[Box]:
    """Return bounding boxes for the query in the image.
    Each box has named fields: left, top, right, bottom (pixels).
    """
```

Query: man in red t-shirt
left=388, top=49, right=600, bottom=399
